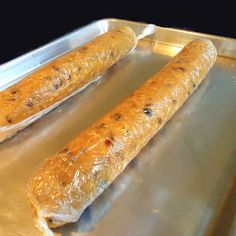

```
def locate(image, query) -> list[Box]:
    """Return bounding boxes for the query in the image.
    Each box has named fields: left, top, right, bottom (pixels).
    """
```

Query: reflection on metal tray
left=0, top=19, right=236, bottom=236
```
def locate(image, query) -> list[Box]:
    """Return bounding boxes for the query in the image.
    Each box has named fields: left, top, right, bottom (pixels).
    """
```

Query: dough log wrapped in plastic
left=28, top=39, right=217, bottom=230
left=0, top=26, right=137, bottom=142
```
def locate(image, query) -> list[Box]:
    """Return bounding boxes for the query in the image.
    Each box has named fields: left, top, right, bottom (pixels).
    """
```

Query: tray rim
left=102, top=18, right=236, bottom=42
left=1, top=17, right=235, bottom=69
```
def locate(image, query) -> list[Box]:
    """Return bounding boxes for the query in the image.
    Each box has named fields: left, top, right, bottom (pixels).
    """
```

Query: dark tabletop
left=0, top=1, right=235, bottom=64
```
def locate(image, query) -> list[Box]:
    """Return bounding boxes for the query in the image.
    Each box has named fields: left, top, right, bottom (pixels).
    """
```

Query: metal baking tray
left=0, top=19, right=236, bottom=236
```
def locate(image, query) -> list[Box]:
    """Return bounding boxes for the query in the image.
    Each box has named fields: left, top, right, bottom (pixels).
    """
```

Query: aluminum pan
left=0, top=19, right=235, bottom=236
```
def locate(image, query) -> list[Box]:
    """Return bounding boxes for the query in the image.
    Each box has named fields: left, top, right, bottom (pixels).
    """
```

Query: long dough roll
left=28, top=39, right=217, bottom=230
left=0, top=27, right=137, bottom=128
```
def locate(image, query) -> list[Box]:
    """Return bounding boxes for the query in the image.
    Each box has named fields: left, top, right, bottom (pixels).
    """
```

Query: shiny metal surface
left=0, top=19, right=236, bottom=236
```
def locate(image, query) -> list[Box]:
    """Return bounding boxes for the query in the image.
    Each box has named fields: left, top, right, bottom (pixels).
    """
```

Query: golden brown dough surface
left=0, top=27, right=137, bottom=127
left=28, top=39, right=217, bottom=229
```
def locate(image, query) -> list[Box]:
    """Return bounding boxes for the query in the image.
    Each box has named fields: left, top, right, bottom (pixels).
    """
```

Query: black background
left=0, top=1, right=235, bottom=64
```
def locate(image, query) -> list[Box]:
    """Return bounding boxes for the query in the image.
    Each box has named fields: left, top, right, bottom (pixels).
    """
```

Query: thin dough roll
left=28, top=39, right=217, bottom=230
left=0, top=26, right=137, bottom=141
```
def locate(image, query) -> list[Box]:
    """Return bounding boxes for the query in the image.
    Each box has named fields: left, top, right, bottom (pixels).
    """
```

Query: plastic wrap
left=28, top=39, right=217, bottom=234
left=0, top=26, right=137, bottom=142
